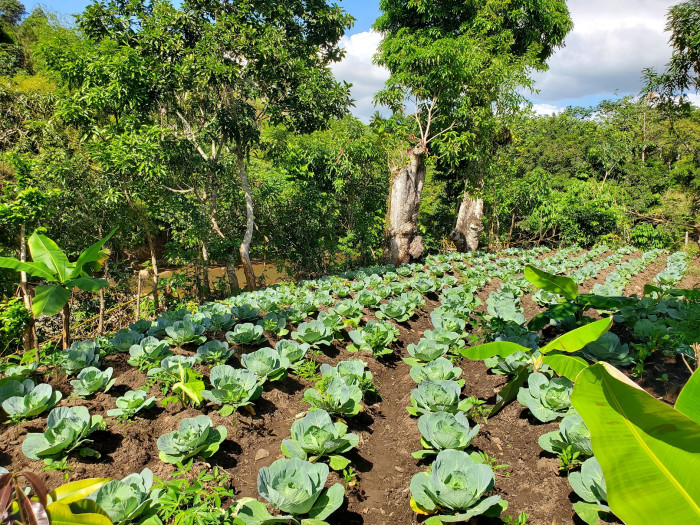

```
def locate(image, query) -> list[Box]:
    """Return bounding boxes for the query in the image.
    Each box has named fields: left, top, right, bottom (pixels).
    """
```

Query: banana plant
left=0, top=229, right=115, bottom=348
left=524, top=265, right=636, bottom=331
left=461, top=317, right=612, bottom=416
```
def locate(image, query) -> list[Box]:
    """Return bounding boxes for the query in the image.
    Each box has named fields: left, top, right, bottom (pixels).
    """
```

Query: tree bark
left=19, top=224, right=38, bottom=357
left=125, top=192, right=160, bottom=311
left=201, top=240, right=211, bottom=297
left=237, top=154, right=257, bottom=290
left=450, top=193, right=484, bottom=252
left=61, top=302, right=71, bottom=349
left=226, top=260, right=239, bottom=294
left=383, top=144, right=427, bottom=266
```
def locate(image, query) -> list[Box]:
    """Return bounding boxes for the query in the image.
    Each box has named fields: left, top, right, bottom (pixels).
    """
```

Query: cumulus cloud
left=531, top=103, right=566, bottom=115
left=530, top=0, right=677, bottom=104
left=331, top=31, right=390, bottom=123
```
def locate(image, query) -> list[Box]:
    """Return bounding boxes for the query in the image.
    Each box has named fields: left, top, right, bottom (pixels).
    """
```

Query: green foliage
left=0, top=298, right=29, bottom=356
left=407, top=380, right=473, bottom=417
left=568, top=457, right=612, bottom=525
left=195, top=340, right=234, bottom=366
left=241, top=347, right=289, bottom=383
left=201, top=365, right=262, bottom=417
left=92, top=468, right=156, bottom=525
left=226, top=323, right=265, bottom=346
left=281, top=409, right=359, bottom=470
left=156, top=415, right=227, bottom=464
left=59, top=341, right=100, bottom=375
left=538, top=413, right=593, bottom=458
left=127, top=336, right=171, bottom=370
left=22, top=406, right=103, bottom=463
left=70, top=366, right=115, bottom=397
left=409, top=449, right=507, bottom=523
left=303, top=376, right=362, bottom=417
left=106, top=390, right=156, bottom=421
left=347, top=320, right=398, bottom=358
left=1, top=380, right=61, bottom=422
left=630, top=223, right=674, bottom=249
left=244, top=458, right=345, bottom=524
left=516, top=372, right=574, bottom=423
left=571, top=363, right=700, bottom=524
left=413, top=411, right=479, bottom=459
left=409, top=357, right=463, bottom=385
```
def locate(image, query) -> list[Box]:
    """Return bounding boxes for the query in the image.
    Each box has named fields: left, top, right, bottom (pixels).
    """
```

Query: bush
left=561, top=203, right=620, bottom=247
left=0, top=297, right=30, bottom=356
left=630, top=223, right=674, bottom=250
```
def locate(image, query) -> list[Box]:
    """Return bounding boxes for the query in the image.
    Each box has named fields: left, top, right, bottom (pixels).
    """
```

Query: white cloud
left=531, top=103, right=566, bottom=116
left=530, top=0, right=678, bottom=104
left=331, top=31, right=390, bottom=123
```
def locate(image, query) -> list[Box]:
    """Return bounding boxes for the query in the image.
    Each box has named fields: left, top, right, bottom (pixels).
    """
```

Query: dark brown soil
left=1, top=250, right=697, bottom=525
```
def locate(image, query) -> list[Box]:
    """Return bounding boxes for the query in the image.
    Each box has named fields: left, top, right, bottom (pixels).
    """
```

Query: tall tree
left=373, top=0, right=572, bottom=261
left=78, top=0, right=352, bottom=290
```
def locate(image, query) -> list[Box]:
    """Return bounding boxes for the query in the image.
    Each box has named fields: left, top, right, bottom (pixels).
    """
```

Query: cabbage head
left=517, top=372, right=573, bottom=422
left=410, top=449, right=507, bottom=522
left=538, top=413, right=593, bottom=457
left=157, top=415, right=227, bottom=464
left=281, top=409, right=359, bottom=470
left=202, top=365, right=262, bottom=416
left=413, top=411, right=479, bottom=459
left=409, top=358, right=463, bottom=386
left=241, top=347, right=289, bottom=383
left=2, top=382, right=62, bottom=423
left=407, top=380, right=473, bottom=417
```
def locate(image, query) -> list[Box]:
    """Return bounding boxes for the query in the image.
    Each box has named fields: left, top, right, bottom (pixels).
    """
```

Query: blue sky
left=30, top=1, right=694, bottom=121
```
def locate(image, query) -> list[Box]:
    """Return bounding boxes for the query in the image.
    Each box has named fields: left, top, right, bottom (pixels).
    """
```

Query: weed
left=341, top=467, right=358, bottom=487
left=557, top=445, right=581, bottom=472
left=294, top=358, right=321, bottom=382
left=503, top=511, right=529, bottom=524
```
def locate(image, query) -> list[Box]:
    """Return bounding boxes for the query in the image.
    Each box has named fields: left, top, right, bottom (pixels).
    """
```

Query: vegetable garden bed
left=0, top=246, right=697, bottom=525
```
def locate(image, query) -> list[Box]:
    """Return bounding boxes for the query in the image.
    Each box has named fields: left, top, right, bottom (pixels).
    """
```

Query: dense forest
left=0, top=0, right=698, bottom=351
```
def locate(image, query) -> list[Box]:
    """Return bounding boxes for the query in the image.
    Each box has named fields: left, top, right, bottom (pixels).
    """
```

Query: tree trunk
left=449, top=193, right=484, bottom=252
left=98, top=258, right=108, bottom=335
left=61, top=302, right=71, bottom=349
left=201, top=241, right=211, bottom=297
left=226, top=260, right=239, bottom=294
left=143, top=225, right=160, bottom=311
left=383, top=144, right=427, bottom=266
left=237, top=155, right=257, bottom=290
left=19, top=224, right=38, bottom=357
left=135, top=271, right=142, bottom=321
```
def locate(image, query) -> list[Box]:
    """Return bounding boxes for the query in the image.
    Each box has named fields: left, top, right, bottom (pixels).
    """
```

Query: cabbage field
left=1, top=246, right=698, bottom=525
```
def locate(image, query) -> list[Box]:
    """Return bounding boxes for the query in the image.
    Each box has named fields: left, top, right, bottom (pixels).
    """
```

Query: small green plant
left=107, top=390, right=156, bottom=422
left=341, top=466, right=358, bottom=486
left=503, top=511, right=529, bottom=525
left=294, top=358, right=321, bottom=382
left=558, top=445, right=582, bottom=472
left=468, top=398, right=489, bottom=425
left=156, top=415, right=227, bottom=464
left=473, top=451, right=509, bottom=471
left=152, top=461, right=235, bottom=525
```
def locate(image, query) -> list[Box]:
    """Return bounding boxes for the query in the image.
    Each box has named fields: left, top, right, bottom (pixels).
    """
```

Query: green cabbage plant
left=226, top=323, right=266, bottom=345
left=165, top=320, right=207, bottom=346
left=109, top=329, right=145, bottom=352
left=241, top=347, right=289, bottom=383
left=2, top=382, right=62, bottom=423
left=257, top=312, right=288, bottom=336
left=538, top=413, right=592, bottom=457
left=404, top=339, right=450, bottom=366
left=195, top=340, right=234, bottom=365
left=0, top=378, right=34, bottom=404
left=578, top=332, right=633, bottom=366
left=157, top=415, right=227, bottom=464
left=410, top=449, right=507, bottom=523
left=413, top=412, right=479, bottom=459
left=231, top=304, right=260, bottom=322
left=317, top=311, right=345, bottom=335
left=303, top=377, right=362, bottom=417
left=147, top=355, right=197, bottom=392
left=276, top=340, right=309, bottom=369
left=347, top=321, right=398, bottom=358
left=409, top=358, right=463, bottom=386
left=407, top=380, right=473, bottom=417
left=320, top=359, right=376, bottom=398
left=127, top=336, right=171, bottom=370
left=202, top=365, right=263, bottom=416
left=291, top=320, right=334, bottom=349
left=376, top=299, right=414, bottom=323
left=569, top=457, right=612, bottom=525
left=281, top=409, right=359, bottom=470
left=107, top=390, right=156, bottom=421
left=70, top=367, right=116, bottom=397
left=91, top=468, right=156, bottom=525
left=22, top=406, right=103, bottom=463
left=329, top=300, right=363, bottom=328
left=517, top=372, right=573, bottom=422
left=232, top=458, right=344, bottom=524
left=60, top=341, right=100, bottom=374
